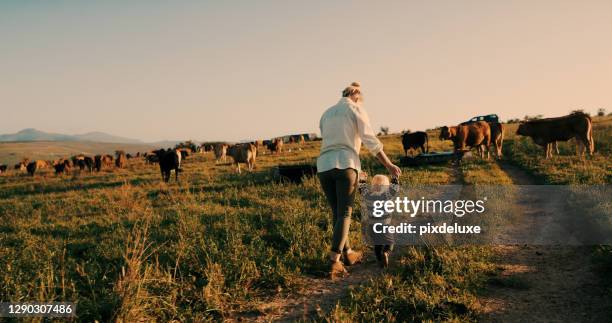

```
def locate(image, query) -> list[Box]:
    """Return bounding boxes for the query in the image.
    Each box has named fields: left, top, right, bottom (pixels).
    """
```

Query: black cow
left=54, top=159, right=71, bottom=175
left=154, top=149, right=181, bottom=182
left=76, top=156, right=94, bottom=172
left=401, top=131, right=429, bottom=156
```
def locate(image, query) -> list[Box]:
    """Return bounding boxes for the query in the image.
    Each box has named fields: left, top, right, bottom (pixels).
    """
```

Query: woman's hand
left=376, top=151, right=402, bottom=179
left=385, top=163, right=402, bottom=178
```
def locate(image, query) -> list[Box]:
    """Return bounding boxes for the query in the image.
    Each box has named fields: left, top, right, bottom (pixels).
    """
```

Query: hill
left=0, top=128, right=142, bottom=144
left=0, top=141, right=158, bottom=165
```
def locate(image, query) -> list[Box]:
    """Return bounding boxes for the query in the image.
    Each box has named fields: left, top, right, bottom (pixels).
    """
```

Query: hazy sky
left=1, top=1, right=611, bottom=142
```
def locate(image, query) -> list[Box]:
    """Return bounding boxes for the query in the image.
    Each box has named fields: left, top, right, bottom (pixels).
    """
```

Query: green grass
left=0, top=121, right=609, bottom=321
left=503, top=116, right=611, bottom=184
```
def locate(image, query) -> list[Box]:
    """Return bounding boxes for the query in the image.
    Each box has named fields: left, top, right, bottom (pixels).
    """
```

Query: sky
left=1, top=1, right=611, bottom=142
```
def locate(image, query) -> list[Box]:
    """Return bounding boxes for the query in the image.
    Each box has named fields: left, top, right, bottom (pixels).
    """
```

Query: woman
left=317, top=81, right=402, bottom=278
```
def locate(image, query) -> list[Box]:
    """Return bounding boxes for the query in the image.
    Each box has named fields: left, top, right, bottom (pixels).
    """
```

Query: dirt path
left=478, top=162, right=610, bottom=322
left=248, top=257, right=381, bottom=322
left=237, top=162, right=608, bottom=322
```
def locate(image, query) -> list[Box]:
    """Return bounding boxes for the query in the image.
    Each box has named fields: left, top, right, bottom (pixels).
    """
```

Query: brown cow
left=15, top=162, right=27, bottom=172
left=227, top=143, right=257, bottom=174
left=0, top=164, right=7, bottom=174
left=516, top=112, right=594, bottom=158
left=489, top=122, right=504, bottom=159
left=26, top=160, right=49, bottom=176
left=115, top=151, right=128, bottom=168
left=213, top=143, right=228, bottom=163
left=440, top=121, right=491, bottom=159
left=94, top=154, right=114, bottom=171
left=267, top=138, right=283, bottom=154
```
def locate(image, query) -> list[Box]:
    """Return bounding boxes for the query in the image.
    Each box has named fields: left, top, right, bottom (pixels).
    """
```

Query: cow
left=266, top=138, right=283, bottom=154
left=115, top=151, right=128, bottom=168
left=81, top=156, right=94, bottom=172
left=154, top=149, right=182, bottom=182
left=146, top=154, right=159, bottom=164
left=440, top=121, right=491, bottom=159
left=489, top=122, right=505, bottom=159
left=227, top=143, right=257, bottom=174
left=15, top=162, right=27, bottom=172
left=401, top=131, right=429, bottom=156
left=213, top=143, right=228, bottom=163
left=94, top=154, right=113, bottom=171
left=126, top=153, right=133, bottom=159
left=516, top=112, right=594, bottom=159
left=72, top=155, right=86, bottom=170
left=0, top=164, right=7, bottom=174
left=178, top=148, right=191, bottom=159
left=54, top=159, right=71, bottom=175
left=26, top=160, right=49, bottom=176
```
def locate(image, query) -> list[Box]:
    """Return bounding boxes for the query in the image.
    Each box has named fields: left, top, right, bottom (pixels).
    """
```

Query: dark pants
left=318, top=168, right=358, bottom=254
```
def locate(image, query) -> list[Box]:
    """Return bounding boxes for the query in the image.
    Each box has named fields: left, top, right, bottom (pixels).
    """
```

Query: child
left=359, top=173, right=400, bottom=268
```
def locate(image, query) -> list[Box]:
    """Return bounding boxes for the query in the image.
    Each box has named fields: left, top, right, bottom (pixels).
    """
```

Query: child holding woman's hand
left=359, top=172, right=400, bottom=268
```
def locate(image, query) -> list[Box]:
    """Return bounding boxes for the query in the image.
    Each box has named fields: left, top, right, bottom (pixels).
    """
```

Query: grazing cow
left=82, top=156, right=94, bottom=172
left=94, top=155, right=113, bottom=171
left=0, top=164, right=7, bottom=174
left=178, top=148, right=191, bottom=159
left=266, top=138, right=283, bottom=154
left=154, top=149, right=181, bottom=182
left=72, top=155, right=86, bottom=170
left=146, top=154, right=159, bottom=164
left=15, top=162, right=27, bottom=172
left=401, top=131, right=429, bottom=156
left=26, top=160, right=49, bottom=176
left=126, top=153, right=133, bottom=159
left=94, top=155, right=103, bottom=172
left=213, top=143, right=228, bottom=163
left=115, top=151, right=127, bottom=168
left=54, top=159, right=71, bottom=175
left=227, top=143, right=257, bottom=174
left=489, top=122, right=505, bottom=159
left=516, top=112, right=594, bottom=158
left=440, top=121, right=491, bottom=159
left=13, top=158, right=29, bottom=172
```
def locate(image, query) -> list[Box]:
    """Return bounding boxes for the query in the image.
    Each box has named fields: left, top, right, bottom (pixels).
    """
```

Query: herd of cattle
left=402, top=111, right=594, bottom=160
left=0, top=137, right=294, bottom=182
left=0, top=112, right=597, bottom=182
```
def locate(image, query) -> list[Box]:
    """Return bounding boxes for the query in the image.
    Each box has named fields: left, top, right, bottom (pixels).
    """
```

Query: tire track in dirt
left=478, top=162, right=609, bottom=322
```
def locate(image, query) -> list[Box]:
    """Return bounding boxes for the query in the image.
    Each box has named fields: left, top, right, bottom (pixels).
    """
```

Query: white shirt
left=317, top=97, right=383, bottom=172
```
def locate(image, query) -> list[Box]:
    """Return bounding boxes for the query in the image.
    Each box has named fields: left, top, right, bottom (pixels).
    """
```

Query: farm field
left=0, top=117, right=610, bottom=322
left=0, top=141, right=157, bottom=166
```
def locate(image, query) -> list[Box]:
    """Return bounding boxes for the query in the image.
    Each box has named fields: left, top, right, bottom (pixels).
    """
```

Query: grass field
left=0, top=141, right=158, bottom=166
left=0, top=117, right=610, bottom=321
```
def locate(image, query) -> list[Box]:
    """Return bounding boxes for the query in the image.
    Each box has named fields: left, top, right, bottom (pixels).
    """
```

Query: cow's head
left=439, top=126, right=456, bottom=141
left=516, top=122, right=531, bottom=136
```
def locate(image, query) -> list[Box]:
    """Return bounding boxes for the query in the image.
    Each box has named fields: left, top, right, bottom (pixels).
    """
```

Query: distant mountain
left=0, top=128, right=143, bottom=144
left=149, top=140, right=188, bottom=148
left=73, top=131, right=142, bottom=144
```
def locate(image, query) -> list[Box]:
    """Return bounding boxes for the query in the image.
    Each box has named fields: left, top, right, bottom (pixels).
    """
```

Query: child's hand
left=359, top=171, right=368, bottom=182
